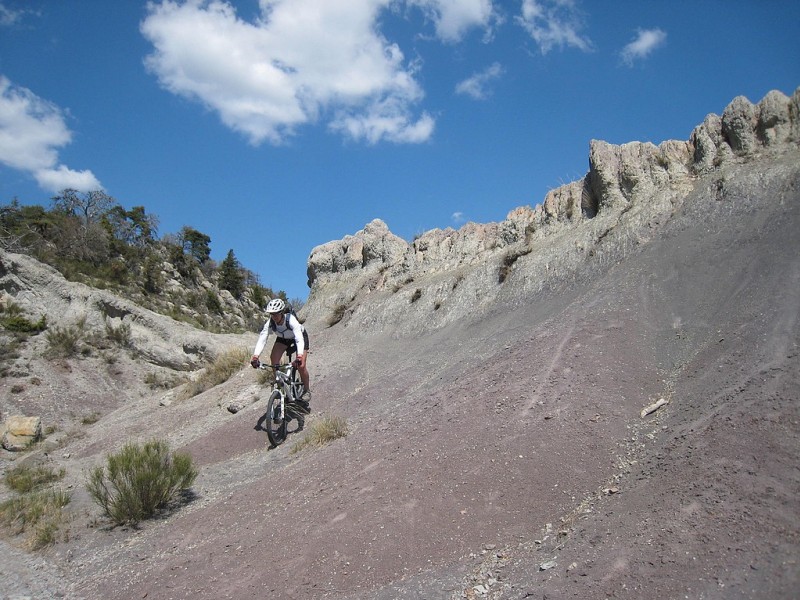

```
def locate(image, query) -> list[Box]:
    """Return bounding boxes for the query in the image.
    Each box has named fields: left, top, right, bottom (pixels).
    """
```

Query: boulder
left=2, top=415, right=42, bottom=451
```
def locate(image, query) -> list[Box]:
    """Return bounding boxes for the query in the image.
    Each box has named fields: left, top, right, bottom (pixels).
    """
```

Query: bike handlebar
left=254, top=358, right=300, bottom=371
left=258, top=363, right=291, bottom=371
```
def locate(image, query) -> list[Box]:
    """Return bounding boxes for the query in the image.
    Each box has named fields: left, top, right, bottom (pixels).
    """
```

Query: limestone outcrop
left=302, top=87, right=800, bottom=333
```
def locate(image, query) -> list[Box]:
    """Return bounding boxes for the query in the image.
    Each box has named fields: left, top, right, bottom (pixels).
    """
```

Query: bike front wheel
left=290, top=367, right=303, bottom=400
left=265, top=390, right=287, bottom=447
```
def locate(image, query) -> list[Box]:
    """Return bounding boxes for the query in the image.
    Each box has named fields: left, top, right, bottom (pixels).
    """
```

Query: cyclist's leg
left=284, top=337, right=309, bottom=393
left=298, top=331, right=310, bottom=392
left=298, top=362, right=310, bottom=392
left=270, top=340, right=289, bottom=365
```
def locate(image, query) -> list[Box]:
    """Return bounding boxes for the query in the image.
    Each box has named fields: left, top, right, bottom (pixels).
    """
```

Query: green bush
left=1, top=313, right=47, bottom=333
left=86, top=439, right=198, bottom=525
left=205, top=289, right=223, bottom=314
left=250, top=284, right=268, bottom=309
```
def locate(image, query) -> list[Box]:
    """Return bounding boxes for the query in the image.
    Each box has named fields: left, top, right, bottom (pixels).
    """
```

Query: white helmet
left=266, top=298, right=286, bottom=314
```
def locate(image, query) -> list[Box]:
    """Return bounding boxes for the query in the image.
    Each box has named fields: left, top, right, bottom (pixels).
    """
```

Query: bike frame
left=256, top=348, right=303, bottom=446
left=261, top=361, right=302, bottom=420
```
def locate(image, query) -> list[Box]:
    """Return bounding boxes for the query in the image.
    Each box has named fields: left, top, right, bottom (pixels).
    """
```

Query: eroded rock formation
left=303, top=88, right=800, bottom=333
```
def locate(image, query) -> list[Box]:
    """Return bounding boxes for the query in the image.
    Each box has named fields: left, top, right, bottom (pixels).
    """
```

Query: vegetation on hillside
left=0, top=191, right=303, bottom=334
left=0, top=464, right=71, bottom=550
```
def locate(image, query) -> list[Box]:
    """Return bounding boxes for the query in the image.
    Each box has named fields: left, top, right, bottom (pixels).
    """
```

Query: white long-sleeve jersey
left=253, top=313, right=306, bottom=357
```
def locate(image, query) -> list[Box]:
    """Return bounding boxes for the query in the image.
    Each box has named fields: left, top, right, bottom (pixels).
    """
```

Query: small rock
left=539, top=560, right=557, bottom=571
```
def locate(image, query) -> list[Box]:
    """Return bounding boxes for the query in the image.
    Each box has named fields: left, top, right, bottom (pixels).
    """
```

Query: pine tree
left=218, top=249, right=245, bottom=299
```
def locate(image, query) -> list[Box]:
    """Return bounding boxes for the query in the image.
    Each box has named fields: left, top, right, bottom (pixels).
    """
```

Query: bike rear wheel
left=265, top=390, right=287, bottom=446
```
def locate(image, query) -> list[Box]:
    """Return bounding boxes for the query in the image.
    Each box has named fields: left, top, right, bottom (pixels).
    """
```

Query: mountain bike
left=256, top=354, right=307, bottom=447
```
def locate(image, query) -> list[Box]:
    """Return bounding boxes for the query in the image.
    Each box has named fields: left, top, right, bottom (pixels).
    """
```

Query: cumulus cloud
left=141, top=0, right=494, bottom=146
left=455, top=62, right=503, bottom=99
left=0, top=76, right=102, bottom=192
left=407, top=0, right=497, bottom=43
left=620, top=28, right=667, bottom=66
left=516, top=0, right=592, bottom=54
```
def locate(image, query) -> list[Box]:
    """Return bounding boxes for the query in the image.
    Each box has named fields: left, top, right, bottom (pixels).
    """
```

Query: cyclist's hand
left=250, top=356, right=261, bottom=368
left=294, top=354, right=305, bottom=368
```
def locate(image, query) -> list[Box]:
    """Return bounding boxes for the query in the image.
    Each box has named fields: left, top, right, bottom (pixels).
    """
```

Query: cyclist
left=250, top=298, right=311, bottom=410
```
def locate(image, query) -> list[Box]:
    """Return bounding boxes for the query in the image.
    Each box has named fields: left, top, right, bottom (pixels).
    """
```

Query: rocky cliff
left=303, top=88, right=799, bottom=334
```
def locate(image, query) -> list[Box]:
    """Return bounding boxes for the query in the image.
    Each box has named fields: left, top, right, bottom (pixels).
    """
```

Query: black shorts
left=274, top=331, right=310, bottom=357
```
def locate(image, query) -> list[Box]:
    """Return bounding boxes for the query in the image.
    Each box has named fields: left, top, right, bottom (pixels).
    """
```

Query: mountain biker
left=250, top=298, right=311, bottom=410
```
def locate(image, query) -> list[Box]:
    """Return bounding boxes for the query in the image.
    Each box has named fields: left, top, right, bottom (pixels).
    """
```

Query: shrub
left=205, top=289, right=223, bottom=314
left=86, top=439, right=198, bottom=525
left=290, top=416, right=348, bottom=454
left=5, top=464, right=65, bottom=494
left=0, top=489, right=71, bottom=549
left=144, top=371, right=187, bottom=390
left=81, top=412, right=100, bottom=425
left=392, top=275, right=415, bottom=293
left=410, top=288, right=422, bottom=303
left=1, top=465, right=69, bottom=550
left=179, top=347, right=250, bottom=400
left=0, top=335, right=21, bottom=368
left=105, top=319, right=132, bottom=347
left=142, top=255, right=164, bottom=294
left=1, top=313, right=47, bottom=333
left=498, top=247, right=532, bottom=284
left=250, top=284, right=268, bottom=310
left=45, top=317, right=87, bottom=357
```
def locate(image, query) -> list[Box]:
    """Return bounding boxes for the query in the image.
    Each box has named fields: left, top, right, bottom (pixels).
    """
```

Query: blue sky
left=1, top=1, right=798, bottom=301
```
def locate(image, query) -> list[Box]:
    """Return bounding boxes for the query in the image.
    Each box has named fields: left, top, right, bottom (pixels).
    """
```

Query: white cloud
left=34, top=165, right=103, bottom=192
left=0, top=76, right=102, bottom=192
left=331, top=97, right=436, bottom=144
left=406, top=0, right=497, bottom=43
left=142, top=0, right=486, bottom=145
left=451, top=211, right=465, bottom=223
left=455, top=62, right=503, bottom=99
left=0, top=3, right=24, bottom=26
left=516, top=0, right=592, bottom=54
left=620, top=28, right=667, bottom=66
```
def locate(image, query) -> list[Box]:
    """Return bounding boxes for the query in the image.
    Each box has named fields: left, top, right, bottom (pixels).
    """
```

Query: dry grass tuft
left=180, top=346, right=250, bottom=400
left=290, top=416, right=349, bottom=454
left=1, top=464, right=70, bottom=550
